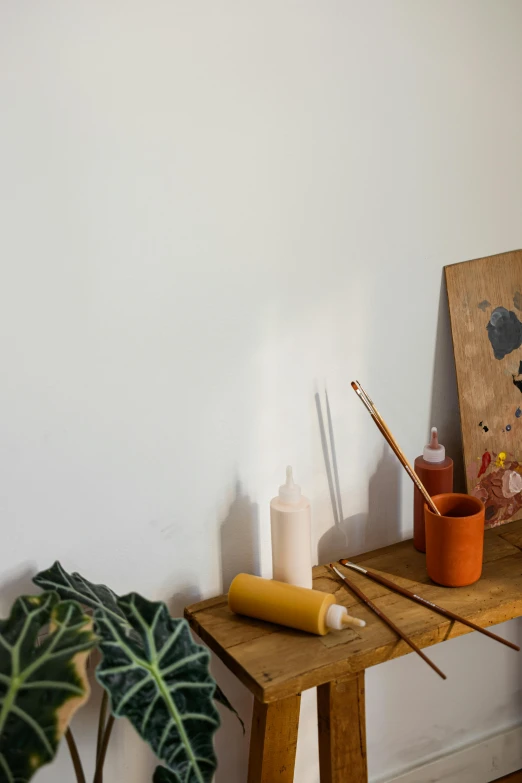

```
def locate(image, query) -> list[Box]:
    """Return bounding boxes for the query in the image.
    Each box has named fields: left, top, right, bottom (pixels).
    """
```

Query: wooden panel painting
left=445, top=250, right=522, bottom=528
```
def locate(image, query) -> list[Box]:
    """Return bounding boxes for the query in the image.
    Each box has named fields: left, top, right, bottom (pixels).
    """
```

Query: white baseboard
left=380, top=724, right=522, bottom=783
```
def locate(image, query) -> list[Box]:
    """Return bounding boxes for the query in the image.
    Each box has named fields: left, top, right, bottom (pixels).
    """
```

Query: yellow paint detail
left=55, top=618, right=95, bottom=738
left=496, top=452, right=507, bottom=468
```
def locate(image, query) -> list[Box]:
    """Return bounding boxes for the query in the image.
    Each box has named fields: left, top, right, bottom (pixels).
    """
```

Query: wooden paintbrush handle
left=371, top=416, right=440, bottom=515
left=330, top=567, right=446, bottom=680
left=339, top=562, right=520, bottom=653
left=352, top=380, right=441, bottom=516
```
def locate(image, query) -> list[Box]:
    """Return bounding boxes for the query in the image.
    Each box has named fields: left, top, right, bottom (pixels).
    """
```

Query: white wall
left=1, top=1, right=522, bottom=781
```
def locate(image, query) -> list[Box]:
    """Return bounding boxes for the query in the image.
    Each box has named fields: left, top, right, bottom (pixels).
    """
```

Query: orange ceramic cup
left=424, top=493, right=485, bottom=587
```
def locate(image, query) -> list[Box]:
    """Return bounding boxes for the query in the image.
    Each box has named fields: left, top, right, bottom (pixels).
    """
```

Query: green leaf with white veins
left=95, top=593, right=219, bottom=783
left=34, top=562, right=243, bottom=733
left=0, top=592, right=97, bottom=782
left=153, top=766, right=182, bottom=782
left=33, top=561, right=125, bottom=626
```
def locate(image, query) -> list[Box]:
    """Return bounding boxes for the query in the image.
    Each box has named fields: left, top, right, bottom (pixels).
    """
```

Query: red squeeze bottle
left=414, top=427, right=453, bottom=552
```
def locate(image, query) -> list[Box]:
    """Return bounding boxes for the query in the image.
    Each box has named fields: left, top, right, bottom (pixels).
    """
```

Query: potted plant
left=0, top=562, right=240, bottom=783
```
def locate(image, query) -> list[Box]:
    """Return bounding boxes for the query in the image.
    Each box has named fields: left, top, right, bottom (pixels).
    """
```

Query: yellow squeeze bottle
left=228, top=573, right=365, bottom=636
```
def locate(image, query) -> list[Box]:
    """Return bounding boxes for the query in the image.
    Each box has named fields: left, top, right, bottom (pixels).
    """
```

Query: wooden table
left=185, top=519, right=522, bottom=782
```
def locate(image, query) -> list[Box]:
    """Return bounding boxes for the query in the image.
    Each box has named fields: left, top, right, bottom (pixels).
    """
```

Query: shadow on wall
left=316, top=273, right=464, bottom=565
left=214, top=479, right=259, bottom=781
left=429, top=270, right=465, bottom=492
left=0, top=562, right=38, bottom=614
left=518, top=619, right=522, bottom=720
left=316, top=391, right=402, bottom=564
left=219, top=480, right=260, bottom=593
left=166, top=584, right=202, bottom=619
left=212, top=655, right=252, bottom=783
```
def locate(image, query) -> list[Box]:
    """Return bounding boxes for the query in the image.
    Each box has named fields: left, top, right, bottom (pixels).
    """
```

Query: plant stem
left=93, top=715, right=115, bottom=783
left=96, top=691, right=108, bottom=761
left=65, top=728, right=86, bottom=783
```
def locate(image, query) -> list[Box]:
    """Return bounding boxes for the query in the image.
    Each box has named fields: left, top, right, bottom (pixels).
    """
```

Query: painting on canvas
left=445, top=250, right=522, bottom=528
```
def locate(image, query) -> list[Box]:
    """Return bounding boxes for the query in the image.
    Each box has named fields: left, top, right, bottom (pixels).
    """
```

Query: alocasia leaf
left=95, top=593, right=220, bottom=783
left=33, top=562, right=124, bottom=626
left=153, top=766, right=181, bottom=782
left=0, top=592, right=97, bottom=782
left=34, top=562, right=242, bottom=747
left=213, top=684, right=245, bottom=734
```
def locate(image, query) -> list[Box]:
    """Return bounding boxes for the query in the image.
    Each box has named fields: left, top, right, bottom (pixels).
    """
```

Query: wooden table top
left=185, top=519, right=522, bottom=703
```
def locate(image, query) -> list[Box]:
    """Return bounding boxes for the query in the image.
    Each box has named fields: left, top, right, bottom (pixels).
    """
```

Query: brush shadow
left=219, top=479, right=260, bottom=593
left=315, top=392, right=339, bottom=527
left=364, top=443, right=402, bottom=553
left=430, top=271, right=465, bottom=492
left=316, top=390, right=402, bottom=564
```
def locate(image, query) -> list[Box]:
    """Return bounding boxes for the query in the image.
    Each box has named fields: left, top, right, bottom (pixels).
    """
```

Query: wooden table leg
left=247, top=692, right=301, bottom=783
left=317, top=671, right=368, bottom=783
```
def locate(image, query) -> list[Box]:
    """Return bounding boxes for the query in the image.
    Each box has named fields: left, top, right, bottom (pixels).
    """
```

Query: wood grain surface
left=445, top=250, right=522, bottom=527
left=185, top=519, right=522, bottom=703
left=247, top=693, right=301, bottom=783
left=317, top=671, right=367, bottom=783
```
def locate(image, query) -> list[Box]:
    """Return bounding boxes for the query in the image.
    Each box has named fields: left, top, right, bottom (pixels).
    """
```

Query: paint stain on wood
left=445, top=251, right=522, bottom=528
left=473, top=459, right=522, bottom=526
left=513, top=361, right=522, bottom=394
left=487, top=307, right=522, bottom=359
left=478, top=451, right=492, bottom=477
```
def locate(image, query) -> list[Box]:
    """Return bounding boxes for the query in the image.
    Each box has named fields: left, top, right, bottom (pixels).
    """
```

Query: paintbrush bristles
left=351, top=382, right=373, bottom=414
left=354, top=381, right=374, bottom=411
left=351, top=380, right=441, bottom=517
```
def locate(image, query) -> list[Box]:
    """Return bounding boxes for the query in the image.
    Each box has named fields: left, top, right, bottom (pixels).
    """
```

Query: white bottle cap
left=423, top=427, right=445, bottom=463
left=278, top=466, right=302, bottom=504
left=325, top=604, right=366, bottom=630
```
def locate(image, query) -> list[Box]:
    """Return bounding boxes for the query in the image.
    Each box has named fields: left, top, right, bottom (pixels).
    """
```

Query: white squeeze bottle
left=270, top=466, right=313, bottom=589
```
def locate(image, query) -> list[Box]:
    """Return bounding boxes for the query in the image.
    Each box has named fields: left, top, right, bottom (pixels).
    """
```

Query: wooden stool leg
left=247, top=693, right=301, bottom=783
left=317, top=671, right=368, bottom=783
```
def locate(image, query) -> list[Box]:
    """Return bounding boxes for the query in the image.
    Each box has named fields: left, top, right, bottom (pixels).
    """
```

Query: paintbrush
left=339, top=559, right=520, bottom=652
left=328, top=564, right=447, bottom=679
left=351, top=380, right=441, bottom=516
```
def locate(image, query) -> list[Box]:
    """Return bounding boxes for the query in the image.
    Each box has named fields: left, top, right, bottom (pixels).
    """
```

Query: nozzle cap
left=423, top=427, right=445, bottom=463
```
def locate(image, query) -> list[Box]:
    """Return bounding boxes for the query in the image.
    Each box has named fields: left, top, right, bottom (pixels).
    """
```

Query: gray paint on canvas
left=487, top=306, right=522, bottom=359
